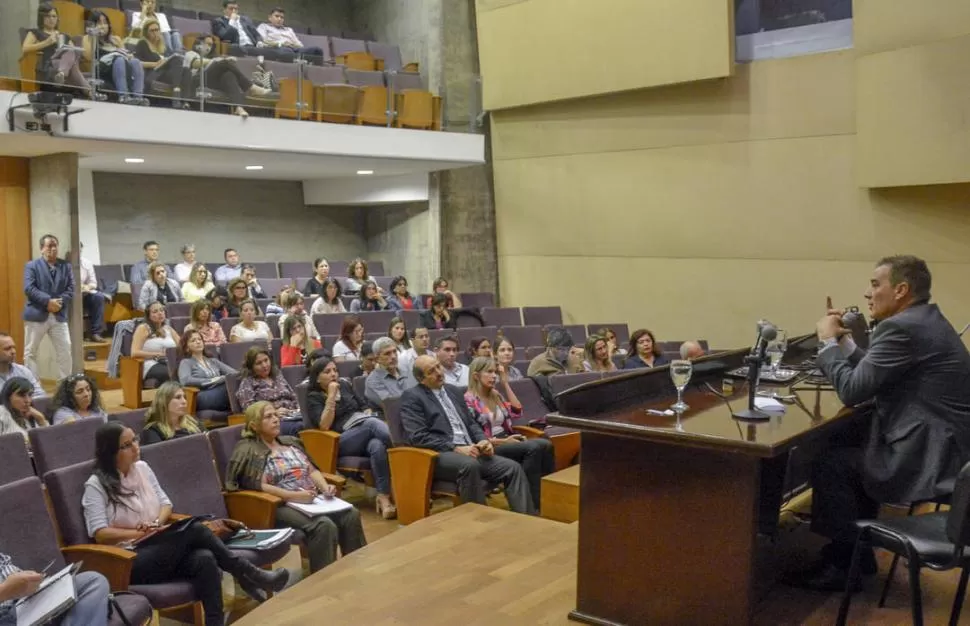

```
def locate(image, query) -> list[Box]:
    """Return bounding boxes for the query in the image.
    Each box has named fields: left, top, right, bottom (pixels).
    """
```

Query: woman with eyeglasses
left=227, top=278, right=259, bottom=317
left=180, top=262, right=214, bottom=303
left=133, top=17, right=190, bottom=108
left=177, top=331, right=235, bottom=414
left=51, top=374, right=107, bottom=425
left=22, top=4, right=102, bottom=101
left=0, top=377, right=48, bottom=441
left=130, top=0, right=182, bottom=52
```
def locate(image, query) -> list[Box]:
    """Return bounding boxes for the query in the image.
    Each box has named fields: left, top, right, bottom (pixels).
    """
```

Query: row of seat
left=101, top=259, right=386, bottom=283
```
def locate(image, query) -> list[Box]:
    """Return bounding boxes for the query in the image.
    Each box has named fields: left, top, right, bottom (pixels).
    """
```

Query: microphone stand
left=732, top=333, right=772, bottom=421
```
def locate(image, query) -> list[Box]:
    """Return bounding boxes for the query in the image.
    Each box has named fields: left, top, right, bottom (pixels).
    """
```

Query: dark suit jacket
left=818, top=302, right=970, bottom=502
left=211, top=15, right=261, bottom=45
left=23, top=258, right=75, bottom=323
left=400, top=383, right=485, bottom=452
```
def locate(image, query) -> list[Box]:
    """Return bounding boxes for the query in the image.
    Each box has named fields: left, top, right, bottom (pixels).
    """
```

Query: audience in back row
left=213, top=1, right=323, bottom=64
left=0, top=334, right=45, bottom=399
left=130, top=0, right=182, bottom=53
left=426, top=277, right=463, bottom=309
left=174, top=244, right=197, bottom=283
left=255, top=6, right=326, bottom=64
left=130, top=241, right=172, bottom=285
left=304, top=258, right=331, bottom=297
left=215, top=248, right=243, bottom=285
left=310, top=278, right=346, bottom=315
left=345, top=258, right=381, bottom=296
left=420, top=293, right=457, bottom=331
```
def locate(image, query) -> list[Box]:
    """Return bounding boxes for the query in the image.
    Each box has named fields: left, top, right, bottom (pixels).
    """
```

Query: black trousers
left=130, top=521, right=245, bottom=626
left=196, top=384, right=231, bottom=412
left=434, top=450, right=536, bottom=514
left=82, top=291, right=106, bottom=335
left=494, top=438, right=555, bottom=510
left=144, top=362, right=170, bottom=387
left=229, top=44, right=295, bottom=63
left=146, top=57, right=192, bottom=97
left=199, top=60, right=252, bottom=106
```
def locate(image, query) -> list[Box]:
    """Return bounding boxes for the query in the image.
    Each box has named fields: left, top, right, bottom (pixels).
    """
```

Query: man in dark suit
left=22, top=234, right=75, bottom=379
left=790, top=255, right=970, bottom=591
left=400, top=355, right=536, bottom=514
left=211, top=0, right=298, bottom=62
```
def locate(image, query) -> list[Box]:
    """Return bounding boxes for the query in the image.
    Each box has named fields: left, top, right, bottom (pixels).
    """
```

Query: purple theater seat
left=482, top=307, right=521, bottom=327
left=587, top=323, right=630, bottom=347
left=562, top=324, right=587, bottom=345
left=248, top=262, right=280, bottom=279
left=366, top=42, right=404, bottom=72
left=460, top=293, right=496, bottom=308
left=0, top=433, right=33, bottom=486
left=336, top=360, right=359, bottom=378
left=330, top=37, right=367, bottom=58
left=168, top=316, right=190, bottom=336
left=308, top=26, right=343, bottom=38
left=313, top=313, right=346, bottom=337
left=300, top=35, right=333, bottom=64
left=457, top=326, right=498, bottom=350
left=28, top=418, right=105, bottom=479
left=330, top=260, right=351, bottom=276
left=369, top=261, right=385, bottom=276
left=387, top=71, right=424, bottom=93
left=550, top=372, right=604, bottom=397
left=357, top=310, right=395, bottom=333
left=94, top=264, right=124, bottom=289
left=500, top=325, right=544, bottom=349
left=345, top=69, right=385, bottom=87
left=281, top=365, right=307, bottom=389
left=341, top=30, right=374, bottom=42
left=400, top=309, right=421, bottom=330
left=279, top=262, right=313, bottom=279
left=168, top=8, right=200, bottom=20
left=219, top=340, right=264, bottom=371
left=513, top=360, right=531, bottom=376
left=166, top=301, right=191, bottom=318
left=208, top=424, right=244, bottom=484
left=260, top=278, right=293, bottom=299
left=508, top=378, right=549, bottom=424
left=522, top=306, right=563, bottom=327
left=170, top=16, right=210, bottom=36
left=108, top=408, right=148, bottom=437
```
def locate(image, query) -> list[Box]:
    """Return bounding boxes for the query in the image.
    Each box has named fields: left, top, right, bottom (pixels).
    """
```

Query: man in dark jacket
left=400, top=355, right=535, bottom=514
left=22, top=234, right=74, bottom=379
left=211, top=0, right=296, bottom=62
left=791, top=255, right=970, bottom=591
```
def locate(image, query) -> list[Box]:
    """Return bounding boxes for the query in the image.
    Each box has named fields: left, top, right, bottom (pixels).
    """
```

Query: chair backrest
left=429, top=329, right=454, bottom=346
left=260, top=278, right=295, bottom=297
left=457, top=326, right=499, bottom=350
left=219, top=316, right=238, bottom=338
left=483, top=307, right=521, bottom=327
left=169, top=316, right=190, bottom=336
left=336, top=360, right=360, bottom=378
left=289, top=23, right=309, bottom=34
left=500, top=325, right=545, bottom=349
left=29, top=419, right=103, bottom=478
left=247, top=262, right=279, bottom=279
left=171, top=16, right=211, bottom=35
left=513, top=360, right=532, bottom=376
left=353, top=375, right=367, bottom=401
left=300, top=35, right=333, bottom=63
left=138, top=434, right=228, bottom=518
left=525, top=346, right=546, bottom=360
left=399, top=309, right=421, bottom=331
left=383, top=396, right=406, bottom=445
left=0, top=433, right=34, bottom=486
left=296, top=382, right=312, bottom=429
left=522, top=306, right=563, bottom=327
left=226, top=372, right=242, bottom=413
left=45, top=459, right=98, bottom=546
left=358, top=310, right=395, bottom=333
left=562, top=324, right=587, bottom=345
left=345, top=69, right=385, bottom=88
left=369, top=261, right=385, bottom=276
left=550, top=372, right=604, bottom=397
left=95, top=264, right=125, bottom=289
left=165, top=346, right=180, bottom=381
left=342, top=30, right=375, bottom=41
left=388, top=71, right=424, bottom=92
left=281, top=364, right=307, bottom=389
left=207, top=424, right=244, bottom=484
left=108, top=408, right=148, bottom=436
left=460, top=293, right=496, bottom=308
left=264, top=59, right=305, bottom=81
left=278, top=262, right=312, bottom=279
left=219, top=340, right=263, bottom=371
left=508, top=378, right=549, bottom=424
left=308, top=26, right=342, bottom=37
left=130, top=283, right=143, bottom=309
left=587, top=324, right=630, bottom=347
left=331, top=37, right=367, bottom=56
left=166, top=301, right=192, bottom=318
left=306, top=64, right=346, bottom=85
left=312, top=313, right=346, bottom=337
left=266, top=315, right=281, bottom=339
left=168, top=8, right=201, bottom=20
left=367, top=42, right=403, bottom=72
left=0, top=477, right=64, bottom=570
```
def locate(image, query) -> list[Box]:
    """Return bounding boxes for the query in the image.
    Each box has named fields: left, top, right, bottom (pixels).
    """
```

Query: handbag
left=202, top=517, right=248, bottom=541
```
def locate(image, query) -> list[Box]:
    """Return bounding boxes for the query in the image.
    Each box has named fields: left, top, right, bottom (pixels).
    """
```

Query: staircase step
left=83, top=341, right=111, bottom=362
left=85, top=357, right=121, bottom=390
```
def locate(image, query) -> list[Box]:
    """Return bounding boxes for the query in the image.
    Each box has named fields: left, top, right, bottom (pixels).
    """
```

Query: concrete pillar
left=28, top=153, right=82, bottom=382
left=0, top=0, right=38, bottom=81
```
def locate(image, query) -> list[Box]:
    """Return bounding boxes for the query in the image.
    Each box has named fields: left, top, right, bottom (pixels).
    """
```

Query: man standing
left=129, top=241, right=173, bottom=285
left=79, top=243, right=108, bottom=343
left=365, top=337, right=414, bottom=407
left=788, top=255, right=970, bottom=591
left=400, top=355, right=535, bottom=514
left=435, top=336, right=468, bottom=386
left=23, top=234, right=74, bottom=379
left=0, top=333, right=45, bottom=398
left=215, top=248, right=242, bottom=285
left=256, top=7, right=325, bottom=64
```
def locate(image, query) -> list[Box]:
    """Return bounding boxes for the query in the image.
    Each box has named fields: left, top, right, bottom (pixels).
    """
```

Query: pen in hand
left=39, top=559, right=56, bottom=576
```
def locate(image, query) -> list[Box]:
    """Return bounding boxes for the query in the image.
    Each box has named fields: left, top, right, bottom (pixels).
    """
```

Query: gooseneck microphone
left=733, top=321, right=777, bottom=421
left=841, top=308, right=870, bottom=350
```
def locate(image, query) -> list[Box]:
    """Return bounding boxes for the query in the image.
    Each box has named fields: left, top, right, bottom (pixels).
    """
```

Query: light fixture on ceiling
left=124, top=158, right=145, bottom=164
left=357, top=170, right=374, bottom=175
left=245, top=165, right=264, bottom=171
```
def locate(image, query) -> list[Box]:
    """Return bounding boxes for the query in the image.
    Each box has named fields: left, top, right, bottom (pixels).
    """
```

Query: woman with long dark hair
left=309, top=278, right=346, bottom=315
left=185, top=300, right=227, bottom=347
left=280, top=315, right=320, bottom=367
left=386, top=276, right=418, bottom=312
left=623, top=328, right=668, bottom=370
left=82, top=9, right=148, bottom=105
left=51, top=373, right=108, bottom=424
left=349, top=280, right=389, bottom=313
left=332, top=315, right=364, bottom=361
left=22, top=4, right=101, bottom=100
left=176, top=331, right=236, bottom=413
left=83, top=422, right=288, bottom=626
left=0, top=377, right=48, bottom=440
left=187, top=34, right=271, bottom=117
left=418, top=293, right=456, bottom=331
left=235, top=347, right=303, bottom=436
left=130, top=302, right=180, bottom=387
left=387, top=317, right=410, bottom=354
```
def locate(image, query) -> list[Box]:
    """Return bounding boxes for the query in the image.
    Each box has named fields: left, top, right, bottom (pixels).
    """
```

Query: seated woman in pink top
left=185, top=300, right=227, bottom=347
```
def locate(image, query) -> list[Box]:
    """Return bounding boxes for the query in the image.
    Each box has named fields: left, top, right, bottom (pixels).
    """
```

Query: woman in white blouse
left=173, top=244, right=196, bottom=283
left=129, top=0, right=182, bottom=51
left=181, top=262, right=214, bottom=302
left=332, top=315, right=364, bottom=361
left=230, top=299, right=272, bottom=345
left=310, top=278, right=346, bottom=315
left=130, top=302, right=180, bottom=386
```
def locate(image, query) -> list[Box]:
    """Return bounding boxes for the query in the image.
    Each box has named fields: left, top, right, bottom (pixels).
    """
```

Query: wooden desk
left=542, top=464, right=581, bottom=523
left=548, top=352, right=859, bottom=625
left=236, top=504, right=578, bottom=625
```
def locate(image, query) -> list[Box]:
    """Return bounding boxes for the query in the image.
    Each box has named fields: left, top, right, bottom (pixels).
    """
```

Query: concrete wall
left=0, top=0, right=38, bottom=79
left=364, top=201, right=435, bottom=291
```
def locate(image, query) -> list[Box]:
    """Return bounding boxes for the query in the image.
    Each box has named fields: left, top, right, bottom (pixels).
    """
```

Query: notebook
left=225, top=528, right=295, bottom=551
left=16, top=563, right=78, bottom=626
left=285, top=496, right=353, bottom=516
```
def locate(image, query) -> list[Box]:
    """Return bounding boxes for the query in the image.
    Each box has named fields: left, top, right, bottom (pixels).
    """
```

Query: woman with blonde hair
left=138, top=262, right=181, bottom=309
left=185, top=300, right=227, bottom=347
left=133, top=16, right=190, bottom=107
left=180, top=262, right=214, bottom=302
left=583, top=335, right=617, bottom=373
left=130, top=0, right=181, bottom=52
left=139, top=381, right=203, bottom=445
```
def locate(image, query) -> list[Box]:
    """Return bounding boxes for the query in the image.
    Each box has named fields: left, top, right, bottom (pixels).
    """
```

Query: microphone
left=734, top=320, right=777, bottom=421
left=841, top=308, right=870, bottom=350
left=753, top=321, right=777, bottom=356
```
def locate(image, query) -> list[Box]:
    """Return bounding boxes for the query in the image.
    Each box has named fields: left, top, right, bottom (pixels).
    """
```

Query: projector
left=28, top=92, right=73, bottom=118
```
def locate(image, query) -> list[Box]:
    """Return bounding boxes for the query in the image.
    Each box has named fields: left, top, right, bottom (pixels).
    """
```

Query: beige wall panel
left=857, top=34, right=970, bottom=187
left=854, top=0, right=970, bottom=55
left=498, top=255, right=970, bottom=348
left=491, top=51, right=855, bottom=161
left=476, top=0, right=734, bottom=111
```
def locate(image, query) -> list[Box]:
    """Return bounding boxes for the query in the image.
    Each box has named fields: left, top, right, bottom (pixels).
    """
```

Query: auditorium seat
left=513, top=359, right=531, bottom=376
left=108, top=407, right=148, bottom=437
left=249, top=262, right=279, bottom=279
left=266, top=61, right=313, bottom=120
left=218, top=316, right=238, bottom=338
left=461, top=292, right=496, bottom=308
left=483, top=307, right=521, bottom=327
left=358, top=310, right=395, bottom=332
left=562, top=324, right=587, bottom=345
left=300, top=34, right=333, bottom=63
left=367, top=42, right=418, bottom=74
left=308, top=26, right=342, bottom=38
left=281, top=365, right=306, bottom=390
left=313, top=313, right=345, bottom=336
left=168, top=7, right=201, bottom=19
left=342, top=30, right=375, bottom=42
left=525, top=346, right=546, bottom=359
left=346, top=69, right=389, bottom=126
left=219, top=339, right=263, bottom=371
left=508, top=378, right=581, bottom=471
left=119, top=333, right=155, bottom=409
left=457, top=326, right=498, bottom=348
left=331, top=37, right=376, bottom=70
left=428, top=329, right=453, bottom=346
left=29, top=418, right=105, bottom=478
left=171, top=16, right=211, bottom=38
left=551, top=372, right=603, bottom=397
left=288, top=23, right=309, bottom=35
left=51, top=1, right=86, bottom=37
left=588, top=323, right=630, bottom=346
left=168, top=316, right=190, bottom=336
left=389, top=72, right=440, bottom=130
left=400, top=309, right=421, bottom=330
left=166, top=301, right=192, bottom=318
left=501, top=325, right=544, bottom=349
left=94, top=264, right=125, bottom=289
left=374, top=275, right=393, bottom=292
left=119, top=0, right=139, bottom=11
left=330, top=260, right=352, bottom=276
left=130, top=283, right=144, bottom=311
left=279, top=262, right=313, bottom=279
left=523, top=306, right=563, bottom=327
left=0, top=433, right=33, bottom=486
left=259, top=278, right=292, bottom=298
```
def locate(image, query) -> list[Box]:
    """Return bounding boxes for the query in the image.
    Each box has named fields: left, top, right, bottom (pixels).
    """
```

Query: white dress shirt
left=79, top=256, right=97, bottom=292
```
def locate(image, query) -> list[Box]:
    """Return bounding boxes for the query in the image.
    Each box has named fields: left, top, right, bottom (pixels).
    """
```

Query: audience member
left=23, top=233, right=74, bottom=379
left=388, top=317, right=410, bottom=354
left=397, top=327, right=431, bottom=379
left=187, top=35, right=270, bottom=118
left=303, top=258, right=330, bottom=297
left=623, top=329, right=669, bottom=370
left=278, top=292, right=321, bottom=345
left=426, top=277, right=462, bottom=309
left=467, top=337, right=492, bottom=360
left=0, top=552, right=111, bottom=626
left=131, top=302, right=180, bottom=387
left=130, top=0, right=182, bottom=52
left=229, top=299, right=272, bottom=345
left=0, top=378, right=48, bottom=441
left=84, top=421, right=288, bottom=625
left=83, top=10, right=148, bottom=105
left=22, top=4, right=99, bottom=100
left=357, top=341, right=377, bottom=378
left=435, top=336, right=468, bottom=386
left=140, top=381, right=204, bottom=445
left=345, top=259, right=378, bottom=295
left=602, top=327, right=627, bottom=357
left=255, top=6, right=325, bottom=64
left=494, top=337, right=523, bottom=381
left=0, top=333, right=44, bottom=398
left=680, top=340, right=705, bottom=360
left=235, top=347, right=303, bottom=436
left=212, top=1, right=301, bottom=62
left=185, top=301, right=227, bottom=347
left=51, top=374, right=107, bottom=425
left=227, top=278, right=258, bottom=316
left=307, top=358, right=395, bottom=518
left=333, top=316, right=364, bottom=361
left=400, top=355, right=535, bottom=514
left=180, top=262, right=214, bottom=302
left=173, top=244, right=196, bottom=283
left=129, top=241, right=172, bottom=286
left=265, top=284, right=291, bottom=316
left=527, top=326, right=584, bottom=377
left=214, top=249, right=242, bottom=285
left=205, top=286, right=231, bottom=321
left=387, top=276, right=419, bottom=311
left=309, top=278, right=346, bottom=315
left=419, top=293, right=456, bottom=330
left=226, top=401, right=367, bottom=573
left=177, top=331, right=236, bottom=413
left=365, top=337, right=413, bottom=407
left=138, top=262, right=181, bottom=309
left=241, top=264, right=267, bottom=299
left=350, top=280, right=390, bottom=312
left=280, top=315, right=320, bottom=367
left=134, top=17, right=190, bottom=108
left=465, top=357, right=554, bottom=510
left=79, top=242, right=108, bottom=342
left=584, top=335, right=617, bottom=372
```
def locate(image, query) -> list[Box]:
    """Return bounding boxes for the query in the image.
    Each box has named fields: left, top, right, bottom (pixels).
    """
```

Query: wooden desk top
left=544, top=464, right=580, bottom=487
left=236, top=505, right=578, bottom=625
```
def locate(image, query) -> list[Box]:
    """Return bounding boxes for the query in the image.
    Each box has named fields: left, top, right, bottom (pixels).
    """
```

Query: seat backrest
left=248, top=262, right=279, bottom=279
left=522, top=306, right=563, bottom=327
left=400, top=309, right=421, bottom=331
left=0, top=433, right=34, bottom=486
left=460, top=293, right=496, bottom=308
left=108, top=408, right=148, bottom=436
left=219, top=340, right=263, bottom=371
left=308, top=26, right=342, bottom=37
left=367, top=41, right=403, bottom=72
left=166, top=301, right=191, bottom=318
left=296, top=382, right=312, bottom=429
left=265, top=60, right=306, bottom=81
left=336, top=361, right=360, bottom=378
left=312, top=313, right=343, bottom=337
left=353, top=375, right=367, bottom=401
left=171, top=16, right=211, bottom=35
left=306, top=64, right=347, bottom=86
left=278, top=262, right=312, bottom=279
left=331, top=37, right=367, bottom=56
left=342, top=30, right=375, bottom=42
left=330, top=260, right=351, bottom=276
left=382, top=396, right=406, bottom=445
left=508, top=378, right=548, bottom=424
left=45, top=459, right=98, bottom=546
left=207, top=424, right=244, bottom=484
left=345, top=69, right=385, bottom=88
left=130, top=283, right=143, bottom=309
left=165, top=346, right=180, bottom=381
left=29, top=419, right=103, bottom=478
left=218, top=316, right=238, bottom=338
left=358, top=310, right=395, bottom=333
left=388, top=71, right=424, bottom=92
left=500, top=325, right=545, bottom=349
left=369, top=261, right=385, bottom=276
left=513, top=360, right=531, bottom=376
left=95, top=264, right=125, bottom=289
left=0, top=477, right=64, bottom=570
left=169, top=316, right=190, bottom=336
left=138, top=434, right=228, bottom=518
left=457, top=326, right=498, bottom=350
left=226, top=373, right=242, bottom=413
left=525, top=346, right=546, bottom=360
left=550, top=372, right=604, bottom=397
left=281, top=364, right=307, bottom=389
left=168, top=7, right=201, bottom=19
left=482, top=307, right=521, bottom=327
left=300, top=35, right=332, bottom=63
left=562, top=324, right=587, bottom=345
left=587, top=323, right=630, bottom=347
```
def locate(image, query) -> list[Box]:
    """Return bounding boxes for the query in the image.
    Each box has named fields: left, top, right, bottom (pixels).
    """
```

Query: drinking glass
left=766, top=329, right=788, bottom=377
left=670, top=359, right=693, bottom=412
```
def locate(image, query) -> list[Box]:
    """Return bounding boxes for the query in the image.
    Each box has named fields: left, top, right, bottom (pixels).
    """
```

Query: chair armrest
left=61, top=544, right=136, bottom=592
left=512, top=425, right=545, bottom=439
left=403, top=62, right=419, bottom=73
left=228, top=414, right=246, bottom=426
left=547, top=430, right=581, bottom=471
left=119, top=355, right=145, bottom=409
left=224, top=490, right=281, bottom=529
left=299, top=429, right=340, bottom=474
left=168, top=513, right=192, bottom=522
left=388, top=447, right=438, bottom=525
left=183, top=386, right=200, bottom=414
left=321, top=472, right=347, bottom=493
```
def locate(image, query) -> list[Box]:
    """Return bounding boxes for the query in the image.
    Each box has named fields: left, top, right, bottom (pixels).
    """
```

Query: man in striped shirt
left=0, top=552, right=110, bottom=625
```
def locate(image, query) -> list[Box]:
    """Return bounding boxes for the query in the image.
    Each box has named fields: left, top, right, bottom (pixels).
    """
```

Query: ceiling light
left=245, top=165, right=264, bottom=171
left=124, top=158, right=145, bottom=164
left=357, top=170, right=374, bottom=175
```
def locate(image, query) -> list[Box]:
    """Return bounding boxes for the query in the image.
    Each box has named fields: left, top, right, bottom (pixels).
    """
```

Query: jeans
left=24, top=314, right=72, bottom=379
left=106, top=56, right=144, bottom=95
left=59, top=571, right=110, bottom=626
left=82, top=291, right=107, bottom=335
left=196, top=384, right=231, bottom=412
left=338, top=417, right=392, bottom=494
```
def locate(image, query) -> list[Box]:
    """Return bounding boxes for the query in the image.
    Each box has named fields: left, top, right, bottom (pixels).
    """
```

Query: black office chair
left=837, top=464, right=970, bottom=626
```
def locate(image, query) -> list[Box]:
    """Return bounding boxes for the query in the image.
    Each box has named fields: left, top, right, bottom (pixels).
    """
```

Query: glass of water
left=766, top=329, right=788, bottom=376
left=670, top=359, right=693, bottom=412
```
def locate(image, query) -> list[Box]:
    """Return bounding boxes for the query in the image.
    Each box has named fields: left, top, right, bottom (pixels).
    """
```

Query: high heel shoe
left=376, top=497, right=397, bottom=520
left=235, top=561, right=288, bottom=603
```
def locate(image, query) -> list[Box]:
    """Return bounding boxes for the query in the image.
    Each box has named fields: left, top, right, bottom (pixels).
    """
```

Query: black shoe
left=241, top=563, right=289, bottom=593
left=782, top=562, right=863, bottom=593
left=237, top=578, right=268, bottom=603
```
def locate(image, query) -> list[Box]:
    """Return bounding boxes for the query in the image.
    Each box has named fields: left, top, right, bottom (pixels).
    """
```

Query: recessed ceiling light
left=124, top=158, right=145, bottom=164
left=357, top=170, right=374, bottom=175
left=245, top=165, right=264, bottom=171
